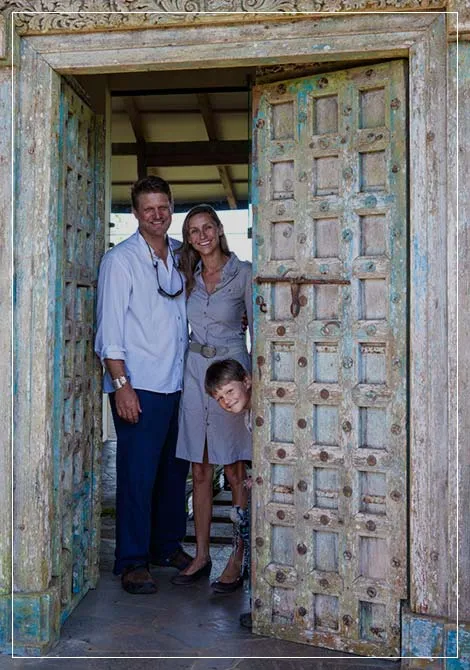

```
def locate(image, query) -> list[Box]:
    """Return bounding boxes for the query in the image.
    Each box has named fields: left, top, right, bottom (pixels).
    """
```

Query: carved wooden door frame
left=9, top=10, right=456, bottom=655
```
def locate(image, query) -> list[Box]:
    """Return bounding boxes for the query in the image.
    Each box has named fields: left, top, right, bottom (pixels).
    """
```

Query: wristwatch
left=111, top=375, right=128, bottom=391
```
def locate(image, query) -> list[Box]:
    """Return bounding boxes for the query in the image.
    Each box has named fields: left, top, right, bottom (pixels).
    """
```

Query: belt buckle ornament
left=201, top=344, right=216, bottom=358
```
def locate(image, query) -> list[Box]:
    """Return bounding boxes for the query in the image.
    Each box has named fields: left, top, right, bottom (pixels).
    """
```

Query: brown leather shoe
left=151, top=548, right=193, bottom=571
left=121, top=566, right=158, bottom=594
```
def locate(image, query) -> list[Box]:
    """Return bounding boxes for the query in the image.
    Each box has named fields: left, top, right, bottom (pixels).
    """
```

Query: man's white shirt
left=95, top=231, right=187, bottom=394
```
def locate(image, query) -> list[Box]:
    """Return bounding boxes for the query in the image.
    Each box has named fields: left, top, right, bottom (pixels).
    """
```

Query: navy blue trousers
left=110, top=389, right=189, bottom=575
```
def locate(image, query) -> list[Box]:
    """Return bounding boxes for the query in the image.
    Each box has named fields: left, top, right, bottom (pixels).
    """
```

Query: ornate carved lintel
left=0, top=0, right=447, bottom=36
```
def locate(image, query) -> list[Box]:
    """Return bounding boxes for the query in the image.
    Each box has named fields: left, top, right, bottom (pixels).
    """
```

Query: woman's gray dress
left=176, top=253, right=253, bottom=465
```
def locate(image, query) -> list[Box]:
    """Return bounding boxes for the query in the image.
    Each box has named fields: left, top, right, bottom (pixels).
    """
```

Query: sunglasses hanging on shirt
left=146, top=238, right=184, bottom=299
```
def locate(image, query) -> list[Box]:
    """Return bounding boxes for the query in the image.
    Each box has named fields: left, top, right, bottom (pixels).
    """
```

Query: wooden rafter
left=112, top=140, right=249, bottom=167
left=197, top=93, right=237, bottom=210
left=123, top=97, right=147, bottom=179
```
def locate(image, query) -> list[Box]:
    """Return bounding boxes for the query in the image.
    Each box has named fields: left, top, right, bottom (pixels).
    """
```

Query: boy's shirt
left=244, top=408, right=252, bottom=434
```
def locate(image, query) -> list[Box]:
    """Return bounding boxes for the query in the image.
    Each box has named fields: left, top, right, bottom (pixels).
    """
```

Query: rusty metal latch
left=254, top=275, right=350, bottom=318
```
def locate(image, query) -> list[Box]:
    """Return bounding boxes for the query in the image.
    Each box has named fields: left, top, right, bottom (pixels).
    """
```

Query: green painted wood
left=251, top=60, right=407, bottom=656
left=52, top=80, right=105, bottom=619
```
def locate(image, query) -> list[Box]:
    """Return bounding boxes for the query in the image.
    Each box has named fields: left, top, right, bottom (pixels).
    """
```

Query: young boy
left=204, top=359, right=253, bottom=629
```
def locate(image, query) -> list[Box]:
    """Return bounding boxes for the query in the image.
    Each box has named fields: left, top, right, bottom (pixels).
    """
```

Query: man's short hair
left=205, top=359, right=249, bottom=396
left=131, top=176, right=173, bottom=210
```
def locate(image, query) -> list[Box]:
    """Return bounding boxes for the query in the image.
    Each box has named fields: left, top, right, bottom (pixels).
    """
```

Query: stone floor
left=4, top=441, right=401, bottom=668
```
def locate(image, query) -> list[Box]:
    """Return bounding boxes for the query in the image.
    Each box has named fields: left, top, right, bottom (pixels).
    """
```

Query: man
left=95, top=176, right=192, bottom=594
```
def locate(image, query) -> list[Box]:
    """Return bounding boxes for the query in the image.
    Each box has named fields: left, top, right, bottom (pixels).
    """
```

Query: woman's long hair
left=178, top=204, right=231, bottom=297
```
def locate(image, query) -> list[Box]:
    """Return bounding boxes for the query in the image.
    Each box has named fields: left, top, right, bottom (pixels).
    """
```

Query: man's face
left=212, top=377, right=251, bottom=414
left=133, top=191, right=172, bottom=243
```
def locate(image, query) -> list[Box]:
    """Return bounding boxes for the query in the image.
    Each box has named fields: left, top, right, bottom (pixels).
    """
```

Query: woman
left=172, top=204, right=252, bottom=593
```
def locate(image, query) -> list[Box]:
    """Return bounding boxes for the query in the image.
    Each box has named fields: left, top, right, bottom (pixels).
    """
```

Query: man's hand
left=115, top=384, right=142, bottom=424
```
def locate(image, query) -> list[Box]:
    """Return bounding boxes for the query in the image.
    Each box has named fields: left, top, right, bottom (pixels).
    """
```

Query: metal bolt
left=365, top=195, right=377, bottom=208
left=366, top=520, right=376, bottom=531
left=319, top=578, right=329, bottom=588
left=343, top=357, right=353, bottom=369
left=298, top=357, right=307, bottom=367
left=367, top=325, right=377, bottom=336
left=391, top=557, right=401, bottom=568
left=256, top=476, right=263, bottom=485
left=343, top=615, right=353, bottom=626
left=392, top=165, right=399, bottom=173
left=303, top=513, right=310, bottom=520
left=343, top=105, right=352, bottom=115
left=319, top=450, right=329, bottom=462
left=298, top=234, right=307, bottom=244
left=343, top=486, right=352, bottom=498
left=277, top=326, right=286, bottom=336
left=298, top=607, right=307, bottom=617
left=256, top=537, right=264, bottom=548
left=320, top=515, right=329, bottom=526
left=297, top=480, right=308, bottom=492
left=297, top=543, right=307, bottom=555
left=391, top=424, right=401, bottom=435
left=320, top=389, right=330, bottom=400
left=276, top=570, right=286, bottom=582
left=256, top=118, right=265, bottom=128
left=430, top=550, right=439, bottom=562
left=254, top=598, right=263, bottom=608
left=299, top=295, right=308, bottom=307
left=390, top=489, right=401, bottom=502
left=367, top=455, right=377, bottom=466
left=256, top=178, right=263, bottom=187
left=367, top=587, right=377, bottom=598
left=342, top=420, right=352, bottom=433
left=366, top=261, right=376, bottom=272
left=276, top=387, right=286, bottom=398
left=342, top=228, right=353, bottom=241
left=391, top=98, right=401, bottom=110
left=255, top=416, right=264, bottom=427
left=318, top=77, right=329, bottom=88
left=277, top=448, right=286, bottom=459
left=298, top=419, right=307, bottom=429
left=343, top=550, right=352, bottom=560
left=277, top=510, right=286, bottom=520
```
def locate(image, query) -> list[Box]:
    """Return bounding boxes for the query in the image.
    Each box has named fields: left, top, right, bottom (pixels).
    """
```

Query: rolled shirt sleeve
left=95, top=252, right=132, bottom=363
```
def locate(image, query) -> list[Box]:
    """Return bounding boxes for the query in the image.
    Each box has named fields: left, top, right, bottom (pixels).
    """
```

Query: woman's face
left=186, top=212, right=223, bottom=256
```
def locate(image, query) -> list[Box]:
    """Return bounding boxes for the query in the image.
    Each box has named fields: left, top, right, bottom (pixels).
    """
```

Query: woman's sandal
left=170, top=560, right=212, bottom=585
left=210, top=575, right=243, bottom=593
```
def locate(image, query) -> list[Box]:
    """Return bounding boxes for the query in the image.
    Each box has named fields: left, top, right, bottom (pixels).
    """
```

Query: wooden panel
left=0, top=69, right=11, bottom=610
left=252, top=60, right=407, bottom=656
left=456, top=42, right=470, bottom=621
left=53, top=80, right=104, bottom=618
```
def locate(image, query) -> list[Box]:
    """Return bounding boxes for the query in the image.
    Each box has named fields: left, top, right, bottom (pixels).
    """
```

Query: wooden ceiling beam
left=197, top=93, right=238, bottom=210
left=123, top=96, right=147, bottom=179
left=112, top=140, right=249, bottom=167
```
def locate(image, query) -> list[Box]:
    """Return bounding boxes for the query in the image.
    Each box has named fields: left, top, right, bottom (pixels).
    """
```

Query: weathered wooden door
left=251, top=61, right=407, bottom=656
left=53, top=79, right=105, bottom=622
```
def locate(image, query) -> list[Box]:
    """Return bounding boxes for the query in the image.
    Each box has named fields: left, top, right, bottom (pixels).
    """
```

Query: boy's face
left=212, top=377, right=252, bottom=414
